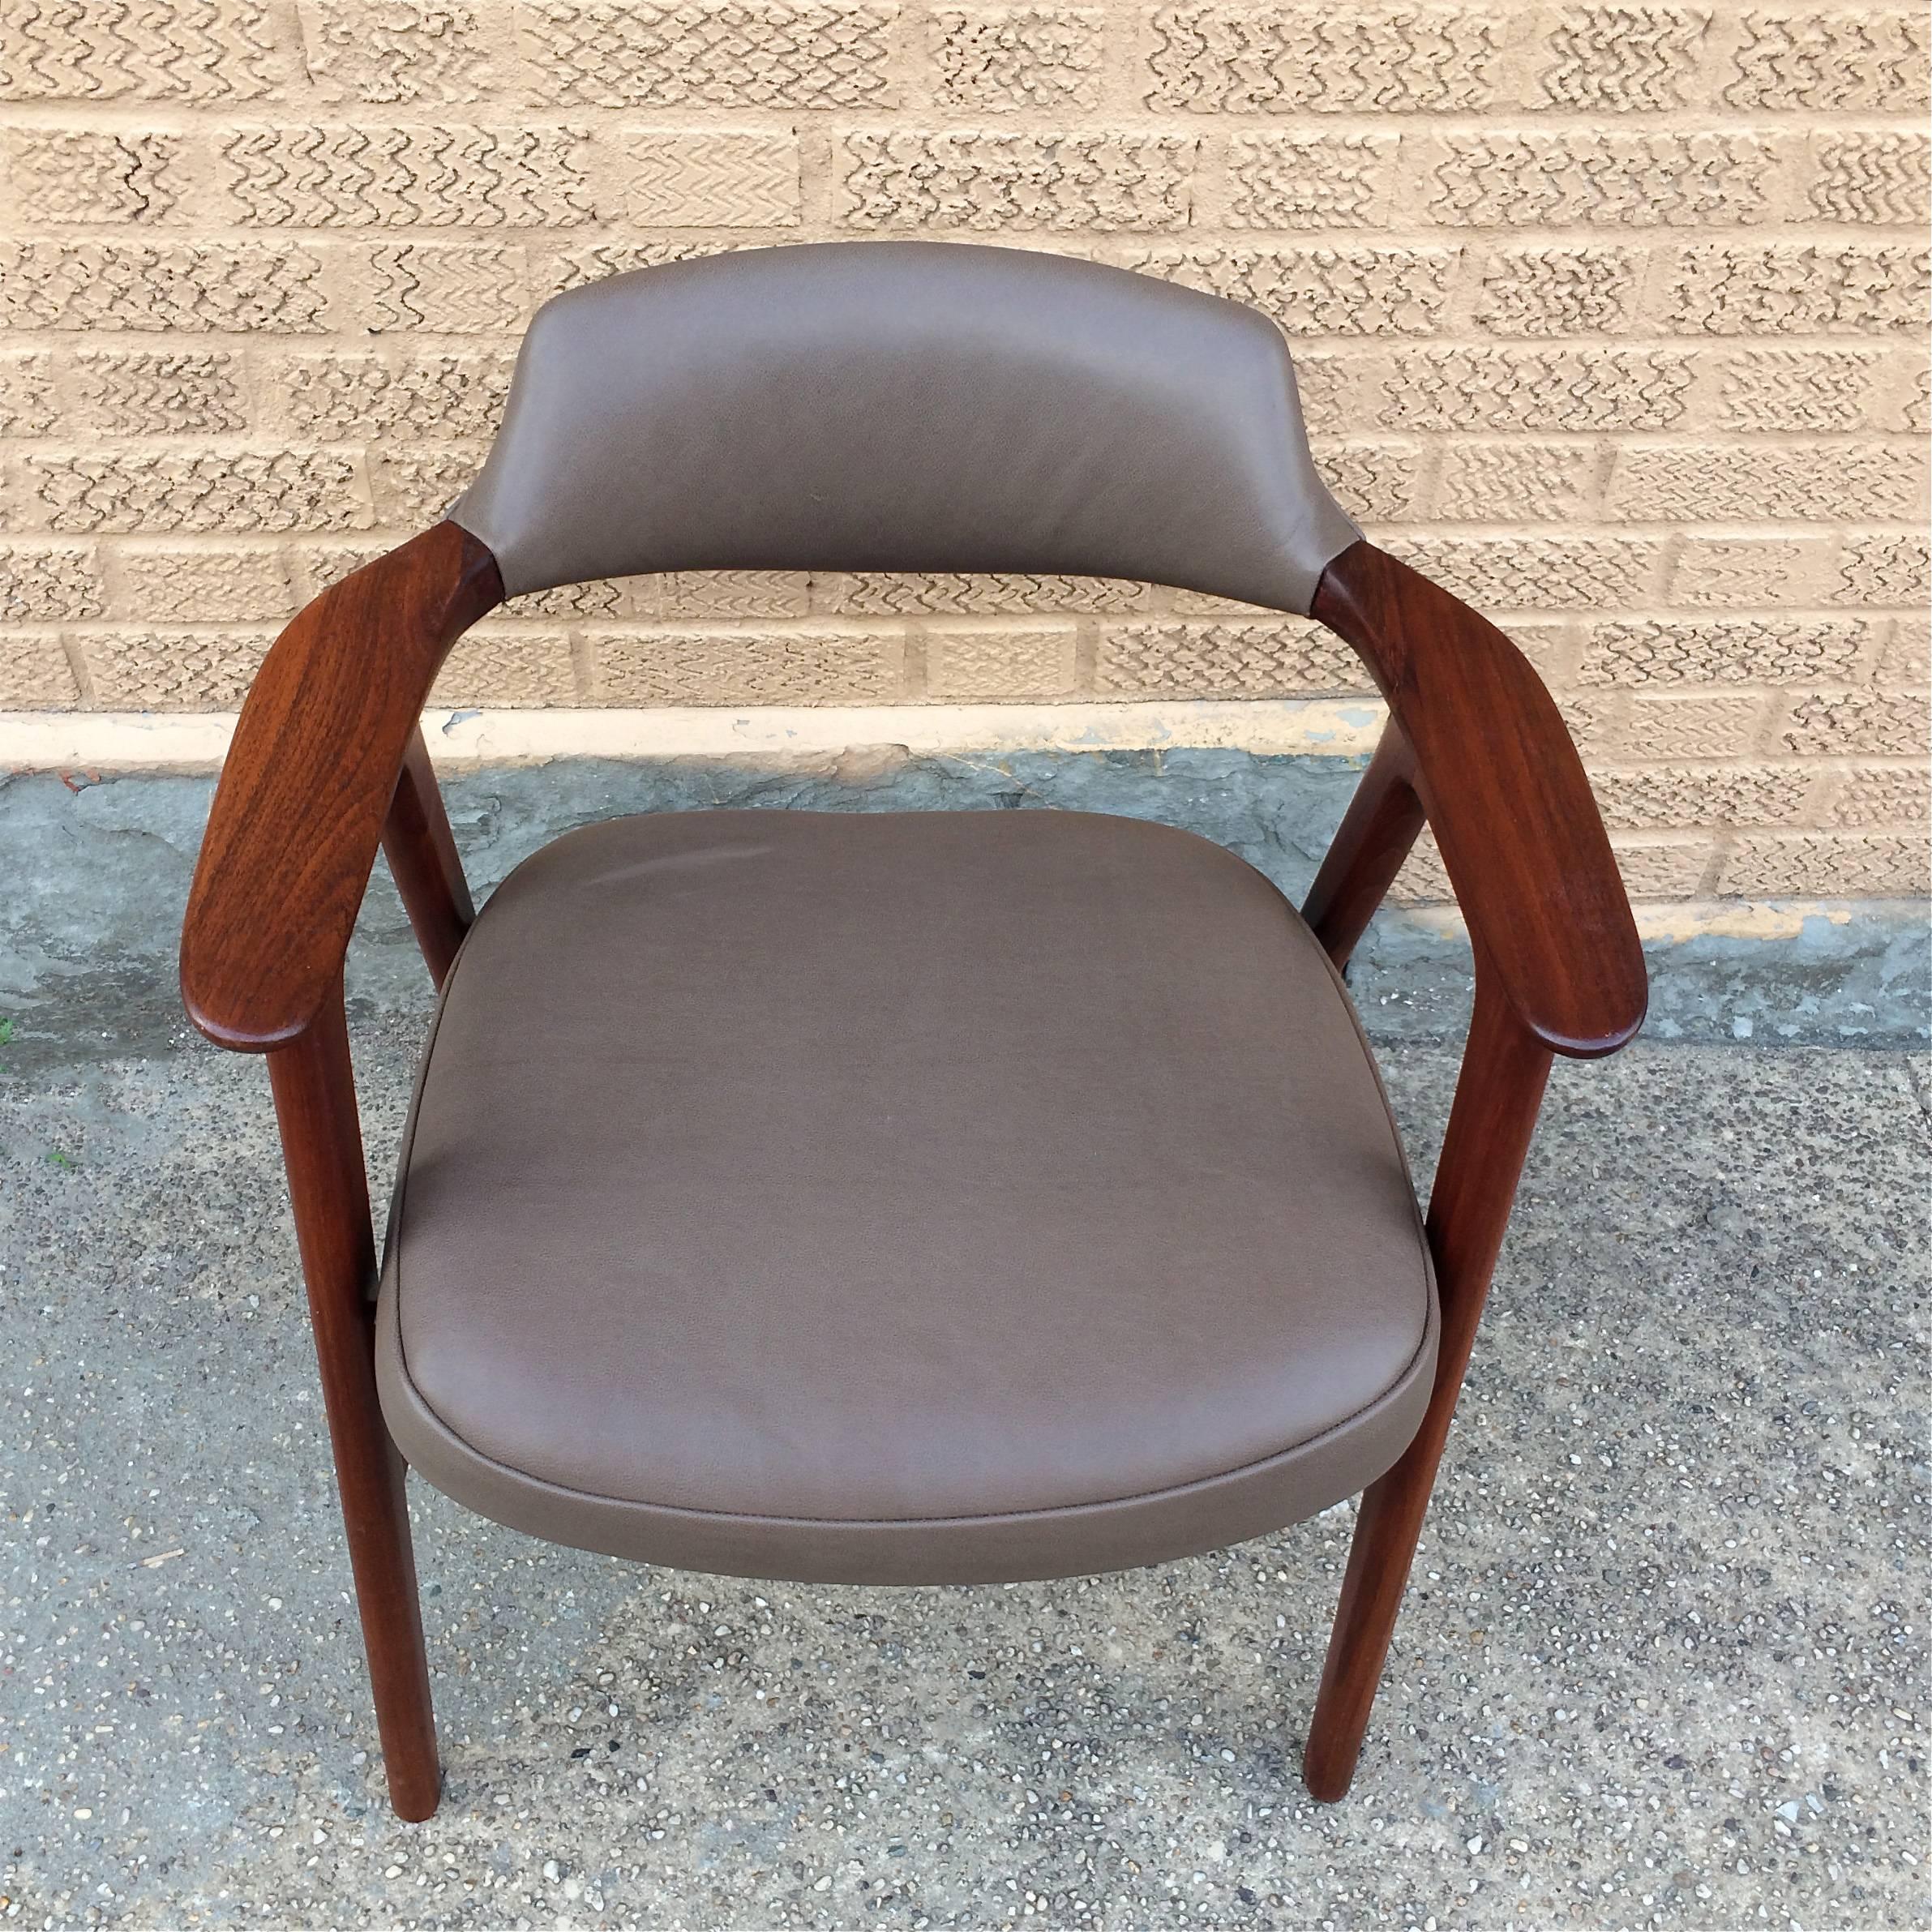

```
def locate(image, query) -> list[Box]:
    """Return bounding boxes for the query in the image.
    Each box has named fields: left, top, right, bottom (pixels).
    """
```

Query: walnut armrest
left=1313, top=541, right=1647, bottom=1060
left=180, top=523, right=503, bottom=1052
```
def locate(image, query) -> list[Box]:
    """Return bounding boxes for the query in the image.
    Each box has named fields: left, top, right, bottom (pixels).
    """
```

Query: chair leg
left=382, top=725, right=475, bottom=992
left=268, top=981, right=442, bottom=1822
left=1300, top=1435, right=1450, bottom=1801
left=1303, top=975, right=1553, bottom=1801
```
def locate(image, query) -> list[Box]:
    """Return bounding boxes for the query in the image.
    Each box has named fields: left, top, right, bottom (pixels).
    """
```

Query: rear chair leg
left=268, top=980, right=442, bottom=1822
left=1304, top=975, right=1553, bottom=1801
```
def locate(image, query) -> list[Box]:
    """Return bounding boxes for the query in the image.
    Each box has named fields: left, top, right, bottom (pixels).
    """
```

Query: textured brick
left=823, top=573, right=1148, bottom=614
left=374, top=450, right=480, bottom=526
left=1556, top=694, right=1620, bottom=757
left=1606, top=838, right=1719, bottom=899
left=1835, top=532, right=1931, bottom=608
left=1720, top=349, right=1877, bottom=434
left=1382, top=535, right=1663, bottom=610
left=276, top=351, right=515, bottom=440
left=1394, top=825, right=1701, bottom=908
left=431, top=629, right=576, bottom=705
left=1720, top=835, right=1926, bottom=898
left=1611, top=444, right=1928, bottom=525
left=932, top=9, right=1101, bottom=110
left=1668, top=537, right=1831, bottom=610
left=114, top=547, right=298, bottom=623
left=1536, top=6, right=1707, bottom=112
left=840, top=132, right=1194, bottom=231
left=1779, top=692, right=1925, bottom=757
left=1224, top=134, right=1394, bottom=229
left=0, top=242, right=328, bottom=332
left=1435, top=443, right=1594, bottom=523
left=1095, top=620, right=1369, bottom=696
left=222, top=125, right=596, bottom=227
left=629, top=133, right=801, bottom=226
left=1475, top=247, right=1639, bottom=337
left=1317, top=442, right=1416, bottom=523
left=1664, top=244, right=1930, bottom=335
left=658, top=571, right=812, bottom=619
left=927, top=626, right=1077, bottom=699
left=530, top=1, right=896, bottom=107
left=2, top=129, right=185, bottom=224
left=74, top=353, right=248, bottom=435
left=306, top=545, right=615, bottom=622
left=590, top=628, right=903, bottom=703
left=1433, top=133, right=1776, bottom=229
left=494, top=576, right=630, bottom=619
left=1125, top=246, right=1453, bottom=334
left=1594, top=765, right=1811, bottom=831
left=538, top=239, right=756, bottom=298
left=1897, top=358, right=1932, bottom=437
left=1580, top=618, right=1875, bottom=688
left=1168, top=589, right=1268, bottom=617
left=28, top=452, right=365, bottom=534
left=1623, top=692, right=1768, bottom=759
left=1880, top=618, right=1928, bottom=688
left=1383, top=349, right=1690, bottom=433
left=302, top=0, right=495, bottom=102
left=0, top=545, right=104, bottom=621
left=84, top=630, right=275, bottom=709
left=295, top=542, right=399, bottom=597
left=1145, top=6, right=1498, bottom=114
left=1807, top=133, right=1932, bottom=226
left=0, top=353, right=57, bottom=435
left=0, top=633, right=79, bottom=707
left=0, top=0, right=1917, bottom=901
left=1283, top=352, right=1366, bottom=438
left=1825, top=765, right=1930, bottom=829
left=0, top=1, right=280, bottom=100
left=1724, top=11, right=1930, bottom=114
left=362, top=244, right=531, bottom=332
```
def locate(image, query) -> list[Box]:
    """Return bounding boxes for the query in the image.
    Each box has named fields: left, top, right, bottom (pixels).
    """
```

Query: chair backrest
left=449, top=241, right=1360, bottom=617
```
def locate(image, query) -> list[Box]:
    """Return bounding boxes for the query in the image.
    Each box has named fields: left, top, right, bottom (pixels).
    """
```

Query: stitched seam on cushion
left=387, top=1274, right=1438, bottom=1533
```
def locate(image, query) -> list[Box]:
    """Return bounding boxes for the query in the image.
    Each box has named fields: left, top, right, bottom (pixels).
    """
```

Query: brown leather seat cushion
left=375, top=808, right=1437, bottom=1585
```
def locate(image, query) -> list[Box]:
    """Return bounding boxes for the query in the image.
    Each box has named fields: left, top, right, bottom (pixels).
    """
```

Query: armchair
left=181, top=242, right=1645, bottom=1820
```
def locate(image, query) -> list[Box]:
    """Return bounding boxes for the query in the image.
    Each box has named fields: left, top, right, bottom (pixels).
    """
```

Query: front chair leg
left=1304, top=975, right=1553, bottom=1801
left=267, top=979, right=442, bottom=1821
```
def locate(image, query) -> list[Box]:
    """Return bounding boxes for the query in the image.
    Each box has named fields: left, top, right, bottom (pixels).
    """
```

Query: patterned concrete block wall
left=0, top=0, right=1926, bottom=897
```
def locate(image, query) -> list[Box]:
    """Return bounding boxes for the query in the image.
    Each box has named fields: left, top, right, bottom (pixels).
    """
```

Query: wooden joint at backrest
left=181, top=523, right=503, bottom=1052
left=1309, top=541, right=1647, bottom=1060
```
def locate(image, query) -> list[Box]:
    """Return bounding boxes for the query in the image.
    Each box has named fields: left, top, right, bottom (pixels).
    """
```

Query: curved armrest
left=181, top=523, right=503, bottom=1052
left=1313, top=541, right=1646, bottom=1059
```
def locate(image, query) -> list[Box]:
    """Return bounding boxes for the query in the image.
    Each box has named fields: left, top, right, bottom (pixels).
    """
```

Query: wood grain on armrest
left=1313, top=540, right=1647, bottom=1059
left=180, top=523, right=503, bottom=1052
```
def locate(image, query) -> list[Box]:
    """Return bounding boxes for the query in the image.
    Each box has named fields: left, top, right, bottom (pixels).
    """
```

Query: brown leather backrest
left=449, top=240, right=1360, bottom=616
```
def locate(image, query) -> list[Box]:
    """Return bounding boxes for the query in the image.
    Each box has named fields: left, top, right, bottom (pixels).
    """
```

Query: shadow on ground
left=4, top=759, right=1927, bottom=1078
left=2, top=1011, right=1926, bottom=1929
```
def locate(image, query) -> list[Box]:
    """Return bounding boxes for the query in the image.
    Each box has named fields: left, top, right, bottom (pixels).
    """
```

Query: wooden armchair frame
left=180, top=524, right=1644, bottom=1819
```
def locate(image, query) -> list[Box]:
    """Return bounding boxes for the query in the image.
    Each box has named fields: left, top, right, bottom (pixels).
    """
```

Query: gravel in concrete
left=1, top=1017, right=1926, bottom=1930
